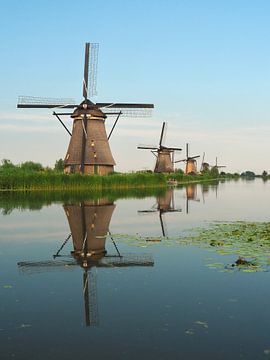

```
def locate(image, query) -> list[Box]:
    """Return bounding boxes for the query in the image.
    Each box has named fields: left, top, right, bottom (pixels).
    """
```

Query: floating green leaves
left=112, top=221, right=270, bottom=272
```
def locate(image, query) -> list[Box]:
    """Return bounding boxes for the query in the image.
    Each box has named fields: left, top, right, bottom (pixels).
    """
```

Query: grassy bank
left=0, top=170, right=232, bottom=191
left=0, top=171, right=169, bottom=191
left=0, top=159, right=239, bottom=191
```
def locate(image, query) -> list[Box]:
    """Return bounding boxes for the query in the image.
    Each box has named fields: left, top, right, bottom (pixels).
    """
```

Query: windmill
left=18, top=199, right=154, bottom=326
left=175, top=143, right=200, bottom=174
left=211, top=157, right=226, bottom=174
left=200, top=152, right=210, bottom=173
left=137, top=122, right=182, bottom=173
left=17, top=43, right=154, bottom=175
left=138, top=188, right=181, bottom=238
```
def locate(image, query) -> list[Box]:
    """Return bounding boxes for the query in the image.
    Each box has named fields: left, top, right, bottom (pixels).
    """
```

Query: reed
left=0, top=168, right=168, bottom=191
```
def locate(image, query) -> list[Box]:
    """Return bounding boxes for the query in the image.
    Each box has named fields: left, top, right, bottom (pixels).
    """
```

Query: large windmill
left=17, top=43, right=154, bottom=175
left=18, top=200, right=154, bottom=326
left=175, top=143, right=200, bottom=174
left=137, top=122, right=182, bottom=173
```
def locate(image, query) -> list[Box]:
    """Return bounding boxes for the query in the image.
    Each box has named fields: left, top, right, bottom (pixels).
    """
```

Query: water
left=0, top=179, right=270, bottom=360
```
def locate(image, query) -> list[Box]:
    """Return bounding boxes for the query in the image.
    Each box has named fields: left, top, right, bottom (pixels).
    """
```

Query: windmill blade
left=164, top=147, right=182, bottom=151
left=84, top=270, right=99, bottom=326
left=186, top=143, right=189, bottom=158
left=18, top=259, right=77, bottom=274
left=83, top=43, right=99, bottom=99
left=97, top=103, right=154, bottom=109
left=159, top=122, right=166, bottom=147
left=137, top=146, right=158, bottom=150
left=97, top=103, right=154, bottom=117
left=189, top=155, right=200, bottom=160
left=17, top=96, right=77, bottom=109
left=200, top=152, right=205, bottom=172
left=100, top=253, right=154, bottom=267
left=83, top=42, right=90, bottom=99
left=174, top=159, right=186, bottom=163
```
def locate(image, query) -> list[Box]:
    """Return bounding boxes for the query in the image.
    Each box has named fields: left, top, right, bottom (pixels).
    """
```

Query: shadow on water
left=17, top=197, right=154, bottom=327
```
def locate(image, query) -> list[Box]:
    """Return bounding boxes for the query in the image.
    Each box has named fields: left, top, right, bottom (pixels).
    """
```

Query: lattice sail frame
left=18, top=96, right=76, bottom=106
left=104, top=108, right=153, bottom=117
left=88, top=43, right=99, bottom=98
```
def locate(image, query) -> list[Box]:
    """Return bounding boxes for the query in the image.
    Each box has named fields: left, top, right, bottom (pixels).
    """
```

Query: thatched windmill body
left=138, top=122, right=182, bottom=173
left=17, top=43, right=154, bottom=175
left=175, top=143, right=200, bottom=174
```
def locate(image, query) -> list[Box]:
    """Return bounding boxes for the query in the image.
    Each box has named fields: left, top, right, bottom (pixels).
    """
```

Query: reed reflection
left=18, top=198, right=154, bottom=327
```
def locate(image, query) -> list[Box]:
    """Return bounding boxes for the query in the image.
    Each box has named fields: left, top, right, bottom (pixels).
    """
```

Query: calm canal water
left=0, top=179, right=270, bottom=360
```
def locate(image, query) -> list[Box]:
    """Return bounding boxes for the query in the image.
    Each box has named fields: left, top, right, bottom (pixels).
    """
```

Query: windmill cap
left=71, top=99, right=106, bottom=118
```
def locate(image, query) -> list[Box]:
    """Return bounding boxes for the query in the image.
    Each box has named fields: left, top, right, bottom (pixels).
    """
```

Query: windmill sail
left=83, top=43, right=99, bottom=99
left=17, top=96, right=77, bottom=108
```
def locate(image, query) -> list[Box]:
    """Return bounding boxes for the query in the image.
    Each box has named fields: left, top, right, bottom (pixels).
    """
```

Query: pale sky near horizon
left=1, top=0, right=270, bottom=174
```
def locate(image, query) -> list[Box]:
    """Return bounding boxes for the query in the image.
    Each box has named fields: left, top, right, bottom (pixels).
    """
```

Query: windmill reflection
left=138, top=188, right=181, bottom=238
left=18, top=199, right=154, bottom=327
left=185, top=184, right=200, bottom=214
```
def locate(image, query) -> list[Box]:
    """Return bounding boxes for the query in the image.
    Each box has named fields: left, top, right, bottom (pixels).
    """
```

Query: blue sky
left=1, top=0, right=270, bottom=173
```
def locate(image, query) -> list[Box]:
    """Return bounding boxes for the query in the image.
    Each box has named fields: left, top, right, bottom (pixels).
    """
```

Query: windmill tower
left=18, top=199, right=154, bottom=327
left=137, top=122, right=182, bottom=173
left=17, top=43, right=154, bottom=175
left=175, top=143, right=200, bottom=174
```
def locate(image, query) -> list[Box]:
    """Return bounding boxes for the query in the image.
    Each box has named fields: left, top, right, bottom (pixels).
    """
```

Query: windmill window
left=91, top=140, right=95, bottom=147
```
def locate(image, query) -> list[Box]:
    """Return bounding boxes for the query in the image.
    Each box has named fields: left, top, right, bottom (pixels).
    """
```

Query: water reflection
left=138, top=188, right=181, bottom=238
left=185, top=184, right=200, bottom=213
left=17, top=198, right=154, bottom=327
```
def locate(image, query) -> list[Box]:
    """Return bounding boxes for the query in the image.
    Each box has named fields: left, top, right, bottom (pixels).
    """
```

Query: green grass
left=0, top=170, right=168, bottom=190
left=0, top=162, right=238, bottom=191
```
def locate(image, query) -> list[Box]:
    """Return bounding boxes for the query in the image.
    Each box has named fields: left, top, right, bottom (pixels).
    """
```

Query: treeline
left=0, top=159, right=238, bottom=191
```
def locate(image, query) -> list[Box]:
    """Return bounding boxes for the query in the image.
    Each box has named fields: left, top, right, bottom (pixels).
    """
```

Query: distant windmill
left=137, top=122, right=182, bottom=173
left=138, top=189, right=181, bottom=238
left=200, top=152, right=210, bottom=173
left=17, top=42, right=154, bottom=175
left=18, top=200, right=154, bottom=326
left=175, top=143, right=200, bottom=174
left=211, top=157, right=226, bottom=174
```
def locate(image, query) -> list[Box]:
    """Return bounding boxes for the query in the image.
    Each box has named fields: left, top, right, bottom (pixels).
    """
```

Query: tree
left=0, top=159, right=16, bottom=170
left=54, top=158, right=65, bottom=172
left=20, top=161, right=43, bottom=172
left=262, top=170, right=268, bottom=177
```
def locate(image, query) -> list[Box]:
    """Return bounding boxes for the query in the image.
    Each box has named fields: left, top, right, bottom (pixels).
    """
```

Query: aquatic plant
left=113, top=221, right=270, bottom=272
